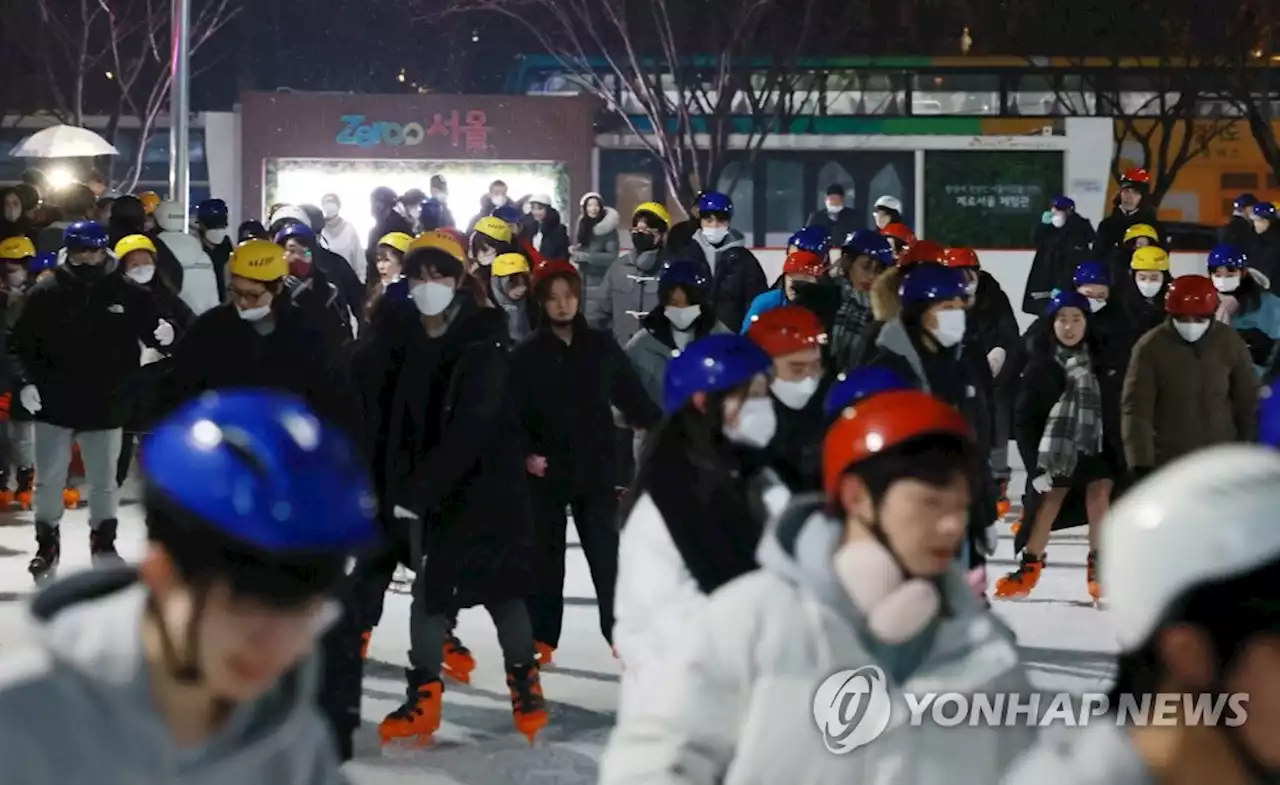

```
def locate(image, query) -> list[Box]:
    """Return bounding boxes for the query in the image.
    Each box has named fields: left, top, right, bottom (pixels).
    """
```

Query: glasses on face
left=229, top=285, right=270, bottom=307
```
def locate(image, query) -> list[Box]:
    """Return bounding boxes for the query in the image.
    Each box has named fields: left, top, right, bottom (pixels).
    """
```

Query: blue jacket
left=1228, top=271, right=1280, bottom=376
left=740, top=288, right=787, bottom=334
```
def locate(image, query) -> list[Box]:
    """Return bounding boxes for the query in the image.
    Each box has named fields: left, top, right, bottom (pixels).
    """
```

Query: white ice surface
left=0, top=462, right=1118, bottom=784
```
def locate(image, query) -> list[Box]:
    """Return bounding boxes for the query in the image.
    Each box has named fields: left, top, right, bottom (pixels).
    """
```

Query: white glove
left=392, top=505, right=419, bottom=521
left=1030, top=474, right=1053, bottom=494
left=19, top=384, right=41, bottom=414
left=153, top=320, right=175, bottom=347
left=982, top=525, right=999, bottom=556
left=987, top=347, right=1007, bottom=377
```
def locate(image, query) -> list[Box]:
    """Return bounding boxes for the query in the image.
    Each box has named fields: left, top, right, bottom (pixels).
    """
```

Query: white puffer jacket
left=154, top=201, right=220, bottom=315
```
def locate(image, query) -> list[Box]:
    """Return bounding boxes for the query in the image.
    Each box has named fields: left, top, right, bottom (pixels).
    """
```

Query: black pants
left=351, top=522, right=458, bottom=633
left=527, top=487, right=618, bottom=648
left=318, top=577, right=365, bottom=761
left=116, top=433, right=135, bottom=487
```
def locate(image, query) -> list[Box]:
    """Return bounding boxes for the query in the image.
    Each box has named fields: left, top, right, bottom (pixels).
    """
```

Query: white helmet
left=269, top=204, right=310, bottom=228
left=874, top=195, right=903, bottom=213
left=155, top=200, right=188, bottom=233
left=1102, top=444, right=1280, bottom=651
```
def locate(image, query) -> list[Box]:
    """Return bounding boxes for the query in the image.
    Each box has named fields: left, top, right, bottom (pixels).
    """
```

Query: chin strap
left=146, top=587, right=208, bottom=684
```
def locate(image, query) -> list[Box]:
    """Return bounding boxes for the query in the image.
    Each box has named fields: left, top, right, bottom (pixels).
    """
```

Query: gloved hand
left=19, top=384, right=41, bottom=414
left=1030, top=474, right=1053, bottom=494
left=986, top=347, right=1007, bottom=378
left=153, top=320, right=175, bottom=347
left=392, top=505, right=419, bottom=521
left=981, top=525, right=999, bottom=557
left=1041, top=210, right=1054, bottom=225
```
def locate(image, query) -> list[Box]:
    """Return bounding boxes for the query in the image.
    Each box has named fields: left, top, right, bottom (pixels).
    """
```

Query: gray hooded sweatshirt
left=0, top=568, right=348, bottom=784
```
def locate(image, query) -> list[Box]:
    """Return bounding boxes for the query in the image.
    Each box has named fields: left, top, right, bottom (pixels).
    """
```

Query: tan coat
left=1122, top=320, right=1258, bottom=468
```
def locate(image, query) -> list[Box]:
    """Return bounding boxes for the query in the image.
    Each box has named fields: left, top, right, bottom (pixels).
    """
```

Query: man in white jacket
left=153, top=201, right=220, bottom=315
left=320, top=193, right=365, bottom=284
left=601, top=389, right=1034, bottom=785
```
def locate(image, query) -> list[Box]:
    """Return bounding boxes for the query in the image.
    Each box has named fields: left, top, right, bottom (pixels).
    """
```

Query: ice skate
left=28, top=522, right=60, bottom=583
left=89, top=519, right=122, bottom=565
left=1009, top=512, right=1022, bottom=537
left=995, top=480, right=1011, bottom=519
left=441, top=634, right=476, bottom=684
left=993, top=552, right=1044, bottom=600
left=62, top=486, right=80, bottom=509
left=1086, top=549, right=1102, bottom=607
left=378, top=669, right=443, bottom=747
left=534, top=640, right=555, bottom=668
left=360, top=629, right=372, bottom=660
left=0, top=469, right=13, bottom=508
left=14, top=467, right=33, bottom=510
left=507, top=663, right=548, bottom=744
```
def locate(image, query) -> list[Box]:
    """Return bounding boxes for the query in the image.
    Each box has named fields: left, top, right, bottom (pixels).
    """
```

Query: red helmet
left=531, top=258, right=580, bottom=291
left=746, top=305, right=826, bottom=358
left=942, top=247, right=980, bottom=269
left=881, top=223, right=916, bottom=247
left=1165, top=274, right=1219, bottom=317
left=823, top=390, right=973, bottom=500
left=898, top=239, right=947, bottom=267
left=1121, top=167, right=1150, bottom=185
left=782, top=249, right=827, bottom=278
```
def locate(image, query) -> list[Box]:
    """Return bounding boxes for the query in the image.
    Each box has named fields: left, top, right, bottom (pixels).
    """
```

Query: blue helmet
left=841, top=229, right=894, bottom=266
left=384, top=277, right=410, bottom=303
left=696, top=191, right=734, bottom=219
left=1051, top=196, right=1076, bottom=212
left=1072, top=261, right=1109, bottom=287
left=196, top=198, right=228, bottom=221
left=663, top=334, right=771, bottom=415
left=63, top=220, right=109, bottom=251
left=823, top=366, right=914, bottom=419
left=274, top=222, right=315, bottom=247
left=1235, top=193, right=1258, bottom=211
left=1045, top=289, right=1092, bottom=316
left=29, top=251, right=57, bottom=275
left=1261, top=383, right=1280, bottom=449
left=788, top=225, right=831, bottom=255
left=420, top=198, right=453, bottom=230
left=140, top=390, right=377, bottom=596
left=659, top=258, right=710, bottom=294
left=1253, top=202, right=1277, bottom=221
left=899, top=263, right=968, bottom=305
left=492, top=204, right=522, bottom=224
left=1208, top=244, right=1249, bottom=271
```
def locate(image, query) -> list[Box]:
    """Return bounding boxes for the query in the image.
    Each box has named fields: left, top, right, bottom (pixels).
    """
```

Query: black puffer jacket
left=768, top=379, right=829, bottom=493
left=1024, top=213, right=1095, bottom=315
left=1094, top=205, right=1163, bottom=259
left=1249, top=223, right=1280, bottom=283
left=1220, top=215, right=1255, bottom=250
left=1116, top=271, right=1172, bottom=340
left=680, top=231, right=769, bottom=332
left=520, top=207, right=571, bottom=261
left=968, top=269, right=1021, bottom=387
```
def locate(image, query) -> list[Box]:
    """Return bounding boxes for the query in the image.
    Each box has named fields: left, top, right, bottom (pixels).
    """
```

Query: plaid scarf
left=831, top=278, right=875, bottom=366
left=1036, top=345, right=1104, bottom=478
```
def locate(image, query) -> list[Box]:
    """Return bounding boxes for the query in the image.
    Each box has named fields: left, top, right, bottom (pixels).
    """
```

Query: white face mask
left=723, top=397, right=777, bottom=448
left=928, top=309, right=966, bottom=347
left=1213, top=275, right=1241, bottom=293
left=490, top=194, right=507, bottom=207
left=477, top=249, right=497, bottom=267
left=126, top=264, right=156, bottom=284
left=964, top=281, right=978, bottom=297
left=3, top=207, right=20, bottom=223
left=1136, top=279, right=1163, bottom=298
left=412, top=280, right=455, bottom=316
left=1174, top=321, right=1210, bottom=343
left=1088, top=297, right=1107, bottom=313
left=7, top=271, right=25, bottom=288
left=826, top=201, right=842, bottom=214
left=702, top=226, right=728, bottom=244
left=771, top=376, right=820, bottom=410
left=238, top=304, right=271, bottom=322
left=204, top=228, right=228, bottom=245
left=665, top=304, right=701, bottom=331
left=874, top=213, right=890, bottom=230
left=432, top=191, right=448, bottom=203
left=408, top=205, right=422, bottom=220
left=321, top=203, right=340, bottom=219
left=1050, top=213, right=1067, bottom=228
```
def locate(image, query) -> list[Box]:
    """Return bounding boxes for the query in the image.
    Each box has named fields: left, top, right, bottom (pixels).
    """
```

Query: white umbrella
left=9, top=125, right=118, bottom=158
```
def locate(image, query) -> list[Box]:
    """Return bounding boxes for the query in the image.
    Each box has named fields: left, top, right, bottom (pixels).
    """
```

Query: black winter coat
left=159, top=302, right=357, bottom=436
left=365, top=212, right=415, bottom=287
left=383, top=298, right=533, bottom=612
left=768, top=380, right=828, bottom=493
left=969, top=270, right=1021, bottom=387
left=288, top=265, right=352, bottom=350
left=510, top=316, right=661, bottom=498
left=314, top=245, right=364, bottom=322
left=1220, top=215, right=1255, bottom=251
left=680, top=237, right=769, bottom=332
left=805, top=207, right=859, bottom=243
left=521, top=207, right=572, bottom=261
left=204, top=235, right=232, bottom=300
left=1249, top=224, right=1280, bottom=283
left=1116, top=272, right=1171, bottom=341
left=1024, top=214, right=1095, bottom=315
left=1094, top=206, right=1163, bottom=259
left=10, top=267, right=164, bottom=431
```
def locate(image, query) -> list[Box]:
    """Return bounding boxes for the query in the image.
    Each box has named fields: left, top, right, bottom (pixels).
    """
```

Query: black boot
left=89, top=519, right=122, bottom=565
left=28, top=522, right=60, bottom=582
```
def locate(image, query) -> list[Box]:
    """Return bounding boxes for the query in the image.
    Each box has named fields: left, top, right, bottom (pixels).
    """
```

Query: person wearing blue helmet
left=195, top=197, right=233, bottom=296
left=786, top=225, right=831, bottom=258
left=11, top=220, right=176, bottom=579
left=678, top=190, right=768, bottom=332
left=492, top=203, right=525, bottom=240
left=822, top=364, right=914, bottom=419
left=27, top=250, right=57, bottom=284
left=1025, top=194, right=1096, bottom=315
left=1250, top=201, right=1280, bottom=282
left=1069, top=259, right=1138, bottom=367
left=272, top=220, right=353, bottom=347
left=1207, top=244, right=1280, bottom=378
left=805, top=183, right=858, bottom=241
left=613, top=333, right=783, bottom=713
left=626, top=258, right=730, bottom=409
left=0, top=390, right=377, bottom=778
left=1221, top=192, right=1258, bottom=249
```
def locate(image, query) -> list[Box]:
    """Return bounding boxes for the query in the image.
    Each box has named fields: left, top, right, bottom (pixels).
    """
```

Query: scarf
left=831, top=279, right=875, bottom=367
left=1036, top=344, right=1104, bottom=478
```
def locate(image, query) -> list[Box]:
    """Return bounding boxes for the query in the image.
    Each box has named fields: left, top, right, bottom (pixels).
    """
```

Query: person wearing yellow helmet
left=0, top=236, right=36, bottom=294
left=362, top=232, right=413, bottom=325
left=587, top=202, right=673, bottom=348
left=469, top=215, right=519, bottom=300
left=1121, top=245, right=1174, bottom=335
left=490, top=252, right=533, bottom=342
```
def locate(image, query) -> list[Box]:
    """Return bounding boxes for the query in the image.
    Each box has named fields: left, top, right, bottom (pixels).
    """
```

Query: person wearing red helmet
left=741, top=248, right=828, bottom=331
left=1095, top=167, right=1164, bottom=258
left=601, top=389, right=1033, bottom=784
left=879, top=221, right=916, bottom=262
left=746, top=305, right=828, bottom=490
left=1122, top=275, right=1257, bottom=478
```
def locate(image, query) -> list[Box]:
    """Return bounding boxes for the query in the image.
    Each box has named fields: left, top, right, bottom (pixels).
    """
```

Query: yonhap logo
left=812, top=665, right=892, bottom=754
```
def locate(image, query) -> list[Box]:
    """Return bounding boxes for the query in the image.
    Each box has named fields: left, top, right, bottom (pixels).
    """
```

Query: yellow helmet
left=493, top=252, right=531, bottom=277
left=1123, top=223, right=1159, bottom=244
left=472, top=216, right=514, bottom=244
left=1130, top=246, right=1170, bottom=272
left=139, top=191, right=161, bottom=215
left=408, top=230, right=467, bottom=264
left=378, top=232, right=413, bottom=255
left=114, top=234, right=156, bottom=260
left=633, top=201, right=671, bottom=227
left=0, top=236, right=36, bottom=261
left=229, top=239, right=288, bottom=282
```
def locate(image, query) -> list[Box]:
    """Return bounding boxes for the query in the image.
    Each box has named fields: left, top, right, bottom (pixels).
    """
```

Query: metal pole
left=168, top=0, right=191, bottom=232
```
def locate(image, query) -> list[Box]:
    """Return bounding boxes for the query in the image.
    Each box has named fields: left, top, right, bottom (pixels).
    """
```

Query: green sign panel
left=924, top=151, right=1063, bottom=248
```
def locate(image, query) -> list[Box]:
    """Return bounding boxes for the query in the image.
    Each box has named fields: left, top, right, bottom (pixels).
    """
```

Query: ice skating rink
left=0, top=467, right=1117, bottom=784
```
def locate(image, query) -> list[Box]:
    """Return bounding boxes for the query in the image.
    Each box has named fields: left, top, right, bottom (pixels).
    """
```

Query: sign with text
left=336, top=110, right=492, bottom=151
left=924, top=151, right=1063, bottom=248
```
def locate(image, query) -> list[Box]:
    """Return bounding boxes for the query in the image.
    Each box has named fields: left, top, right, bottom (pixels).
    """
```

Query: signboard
left=924, top=151, right=1063, bottom=248
left=336, top=110, right=492, bottom=150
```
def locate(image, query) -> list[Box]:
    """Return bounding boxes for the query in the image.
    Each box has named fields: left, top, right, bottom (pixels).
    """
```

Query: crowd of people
left=0, top=163, right=1276, bottom=784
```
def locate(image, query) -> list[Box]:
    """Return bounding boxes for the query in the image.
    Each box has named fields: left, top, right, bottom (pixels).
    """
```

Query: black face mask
left=69, top=263, right=107, bottom=284
left=632, top=233, right=658, bottom=254
left=790, top=280, right=820, bottom=303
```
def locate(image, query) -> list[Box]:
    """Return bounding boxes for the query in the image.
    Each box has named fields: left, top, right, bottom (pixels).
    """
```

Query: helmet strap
left=146, top=583, right=208, bottom=684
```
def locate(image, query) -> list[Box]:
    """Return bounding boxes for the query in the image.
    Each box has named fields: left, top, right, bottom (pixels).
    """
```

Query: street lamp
left=169, top=0, right=191, bottom=231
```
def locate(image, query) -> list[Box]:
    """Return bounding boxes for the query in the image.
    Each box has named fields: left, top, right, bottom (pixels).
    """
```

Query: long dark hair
left=576, top=196, right=605, bottom=247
